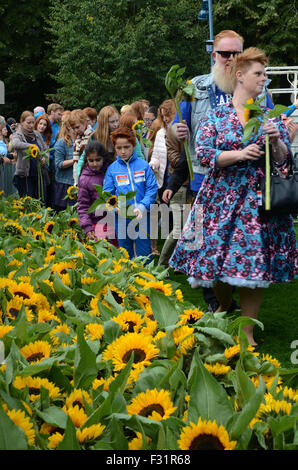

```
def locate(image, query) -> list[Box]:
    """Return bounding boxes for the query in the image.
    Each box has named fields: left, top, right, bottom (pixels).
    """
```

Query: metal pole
left=208, top=0, right=214, bottom=67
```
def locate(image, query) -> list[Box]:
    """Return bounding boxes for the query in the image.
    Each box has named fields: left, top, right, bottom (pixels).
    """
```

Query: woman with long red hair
left=34, top=114, right=52, bottom=148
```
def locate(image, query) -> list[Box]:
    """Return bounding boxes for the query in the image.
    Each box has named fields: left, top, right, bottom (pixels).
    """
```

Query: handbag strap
left=269, top=145, right=298, bottom=177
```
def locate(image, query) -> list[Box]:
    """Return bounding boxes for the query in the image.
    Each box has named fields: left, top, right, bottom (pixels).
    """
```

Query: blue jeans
left=116, top=214, right=152, bottom=263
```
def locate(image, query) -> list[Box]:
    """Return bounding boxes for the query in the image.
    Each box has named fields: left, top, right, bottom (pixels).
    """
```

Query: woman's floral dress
left=169, top=102, right=298, bottom=288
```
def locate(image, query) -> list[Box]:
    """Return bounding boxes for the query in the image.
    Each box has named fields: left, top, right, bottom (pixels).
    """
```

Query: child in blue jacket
left=103, top=127, right=158, bottom=260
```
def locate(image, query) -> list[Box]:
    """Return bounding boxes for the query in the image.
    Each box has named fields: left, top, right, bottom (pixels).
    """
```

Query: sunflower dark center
left=14, top=291, right=30, bottom=299
left=29, top=387, right=41, bottom=395
left=188, top=315, right=197, bottom=324
left=46, top=224, right=54, bottom=233
left=139, top=404, right=165, bottom=418
left=27, top=353, right=45, bottom=363
left=111, top=291, right=123, bottom=304
left=72, top=400, right=84, bottom=409
left=109, top=197, right=118, bottom=206
left=9, top=308, right=20, bottom=318
left=127, top=321, right=136, bottom=332
left=189, top=435, right=225, bottom=450
left=122, top=348, right=146, bottom=364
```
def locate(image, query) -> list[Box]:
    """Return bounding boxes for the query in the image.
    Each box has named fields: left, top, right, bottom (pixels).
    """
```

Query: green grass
left=156, top=224, right=298, bottom=369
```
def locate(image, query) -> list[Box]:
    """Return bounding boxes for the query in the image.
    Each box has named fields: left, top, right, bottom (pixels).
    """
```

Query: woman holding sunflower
left=169, top=48, right=297, bottom=349
left=12, top=111, right=48, bottom=201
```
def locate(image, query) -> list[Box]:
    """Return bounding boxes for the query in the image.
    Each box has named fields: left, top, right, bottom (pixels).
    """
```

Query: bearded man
left=162, top=30, right=273, bottom=312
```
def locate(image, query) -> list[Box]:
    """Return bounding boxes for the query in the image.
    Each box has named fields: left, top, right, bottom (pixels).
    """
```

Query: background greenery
left=0, top=0, right=297, bottom=118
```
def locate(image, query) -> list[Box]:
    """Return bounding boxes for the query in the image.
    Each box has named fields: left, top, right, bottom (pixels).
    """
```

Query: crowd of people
left=1, top=29, right=298, bottom=349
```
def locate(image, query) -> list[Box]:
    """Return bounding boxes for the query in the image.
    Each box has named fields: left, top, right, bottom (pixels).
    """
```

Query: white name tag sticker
left=134, top=170, right=145, bottom=182
left=116, top=174, right=129, bottom=186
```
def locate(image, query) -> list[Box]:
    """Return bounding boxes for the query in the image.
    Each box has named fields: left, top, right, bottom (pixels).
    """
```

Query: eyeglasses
left=215, top=51, right=241, bottom=59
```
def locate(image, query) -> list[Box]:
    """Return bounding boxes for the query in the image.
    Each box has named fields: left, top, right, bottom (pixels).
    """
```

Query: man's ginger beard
left=212, top=60, right=234, bottom=94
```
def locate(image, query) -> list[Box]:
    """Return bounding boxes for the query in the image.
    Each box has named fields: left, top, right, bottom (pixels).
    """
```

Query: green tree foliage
left=48, top=0, right=210, bottom=109
left=213, top=0, right=297, bottom=65
left=0, top=0, right=56, bottom=118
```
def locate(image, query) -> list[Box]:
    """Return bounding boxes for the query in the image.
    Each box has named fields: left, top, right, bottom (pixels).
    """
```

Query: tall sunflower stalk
left=24, top=145, right=50, bottom=202
left=165, top=65, right=196, bottom=180
left=242, top=97, right=288, bottom=211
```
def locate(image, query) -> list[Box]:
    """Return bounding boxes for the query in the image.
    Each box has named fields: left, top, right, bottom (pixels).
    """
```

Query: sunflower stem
left=265, top=133, right=270, bottom=211
left=175, top=92, right=194, bottom=181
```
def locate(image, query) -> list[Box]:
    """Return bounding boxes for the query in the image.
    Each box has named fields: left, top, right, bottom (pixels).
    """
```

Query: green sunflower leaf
left=0, top=401, right=28, bottom=450
left=73, top=324, right=98, bottom=389
left=57, top=416, right=80, bottom=450
left=230, top=372, right=266, bottom=440
left=149, top=290, right=179, bottom=327
left=187, top=349, right=234, bottom=427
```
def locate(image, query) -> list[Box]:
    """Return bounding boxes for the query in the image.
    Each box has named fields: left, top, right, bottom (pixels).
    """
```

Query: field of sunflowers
left=0, top=192, right=297, bottom=451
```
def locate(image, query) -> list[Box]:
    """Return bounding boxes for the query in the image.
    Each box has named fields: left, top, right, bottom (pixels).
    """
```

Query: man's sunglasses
left=215, top=51, right=241, bottom=59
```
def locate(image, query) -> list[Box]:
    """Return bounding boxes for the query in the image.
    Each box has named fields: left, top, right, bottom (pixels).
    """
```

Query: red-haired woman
left=34, top=114, right=52, bottom=149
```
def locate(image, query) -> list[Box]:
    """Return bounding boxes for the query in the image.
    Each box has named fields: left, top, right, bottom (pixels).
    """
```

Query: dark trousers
left=13, top=175, right=47, bottom=203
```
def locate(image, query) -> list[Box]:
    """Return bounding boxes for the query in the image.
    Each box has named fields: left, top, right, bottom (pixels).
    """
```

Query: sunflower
left=128, top=432, right=152, bottom=450
left=8, top=280, right=35, bottom=301
left=84, top=323, right=104, bottom=341
left=256, top=393, right=292, bottom=419
left=48, top=432, right=64, bottom=449
left=32, top=230, right=46, bottom=241
left=63, top=404, right=88, bottom=428
left=92, top=375, right=115, bottom=392
left=104, top=332, right=159, bottom=372
left=175, top=289, right=184, bottom=302
left=251, top=374, right=282, bottom=390
left=6, top=408, right=36, bottom=446
left=224, top=343, right=256, bottom=361
left=13, top=376, right=61, bottom=402
left=178, top=417, right=237, bottom=450
left=103, top=284, right=126, bottom=306
left=66, top=185, right=78, bottom=200
left=37, top=308, right=57, bottom=324
left=110, top=310, right=144, bottom=333
left=20, top=340, right=51, bottom=364
left=44, top=221, right=55, bottom=235
left=0, top=324, right=14, bottom=338
left=29, top=144, right=39, bottom=158
left=6, top=297, right=34, bottom=322
left=106, top=195, right=118, bottom=211
left=132, top=120, right=144, bottom=131
left=68, top=217, right=79, bottom=227
left=261, top=354, right=281, bottom=369
left=51, top=260, right=76, bottom=276
left=81, top=276, right=98, bottom=285
left=142, top=280, right=172, bottom=297
left=243, top=98, right=254, bottom=123
left=76, top=423, right=106, bottom=444
left=50, top=323, right=70, bottom=346
left=178, top=308, right=205, bottom=325
left=89, top=297, right=101, bottom=316
left=4, top=221, right=25, bottom=236
left=127, top=388, right=177, bottom=421
left=141, top=318, right=158, bottom=336
left=65, top=389, right=93, bottom=411
left=281, top=386, right=298, bottom=403
left=204, top=362, right=231, bottom=376
left=172, top=325, right=196, bottom=355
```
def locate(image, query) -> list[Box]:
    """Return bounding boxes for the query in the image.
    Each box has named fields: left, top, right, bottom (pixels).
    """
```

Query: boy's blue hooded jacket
left=103, top=152, right=158, bottom=213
